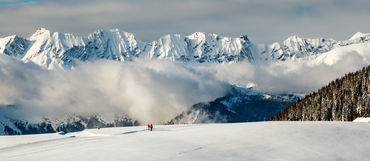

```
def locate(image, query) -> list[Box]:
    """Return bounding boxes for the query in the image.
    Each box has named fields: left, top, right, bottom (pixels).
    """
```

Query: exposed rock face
left=272, top=66, right=370, bottom=121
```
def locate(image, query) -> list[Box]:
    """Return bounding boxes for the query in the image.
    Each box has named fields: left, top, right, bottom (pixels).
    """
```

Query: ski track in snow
left=0, top=122, right=369, bottom=161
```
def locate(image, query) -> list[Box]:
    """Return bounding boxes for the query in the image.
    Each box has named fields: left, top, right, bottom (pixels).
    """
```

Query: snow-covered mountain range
left=1, top=28, right=370, bottom=68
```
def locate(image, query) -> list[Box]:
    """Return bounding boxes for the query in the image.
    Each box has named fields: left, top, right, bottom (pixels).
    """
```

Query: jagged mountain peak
left=30, top=28, right=52, bottom=39
left=283, top=34, right=336, bottom=43
left=349, top=31, right=370, bottom=41
left=350, top=32, right=366, bottom=40
left=108, top=28, right=121, bottom=33
left=29, top=28, right=83, bottom=46
left=83, top=28, right=142, bottom=62
left=282, top=35, right=329, bottom=44
left=91, top=28, right=129, bottom=36
left=91, top=28, right=138, bottom=37
left=88, top=29, right=139, bottom=45
left=32, top=27, right=49, bottom=34
left=239, top=34, right=250, bottom=42
left=261, top=34, right=339, bottom=61
left=284, top=35, right=300, bottom=41
left=186, top=32, right=228, bottom=42
left=187, top=32, right=207, bottom=40
left=144, top=31, right=253, bottom=62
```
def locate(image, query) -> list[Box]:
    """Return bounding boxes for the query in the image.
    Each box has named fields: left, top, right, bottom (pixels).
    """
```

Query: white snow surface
left=0, top=122, right=369, bottom=161
left=353, top=117, right=370, bottom=123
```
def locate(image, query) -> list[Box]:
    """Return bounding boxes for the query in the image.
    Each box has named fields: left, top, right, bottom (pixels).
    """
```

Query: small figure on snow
left=150, top=124, right=153, bottom=131
left=147, top=124, right=151, bottom=131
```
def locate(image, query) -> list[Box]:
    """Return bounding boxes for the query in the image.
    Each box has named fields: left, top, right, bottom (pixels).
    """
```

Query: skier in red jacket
left=147, top=124, right=150, bottom=131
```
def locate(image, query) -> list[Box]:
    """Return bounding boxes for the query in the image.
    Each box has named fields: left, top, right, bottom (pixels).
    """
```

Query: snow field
left=0, top=122, right=369, bottom=161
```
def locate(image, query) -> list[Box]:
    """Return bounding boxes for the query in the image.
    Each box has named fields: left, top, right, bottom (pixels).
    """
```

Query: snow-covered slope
left=1, top=28, right=370, bottom=68
left=0, top=114, right=22, bottom=135
left=313, top=38, right=370, bottom=66
left=0, top=35, right=28, bottom=57
left=353, top=117, right=370, bottom=122
left=252, top=32, right=370, bottom=63
left=0, top=122, right=369, bottom=161
left=253, top=36, right=336, bottom=62
left=81, top=29, right=143, bottom=61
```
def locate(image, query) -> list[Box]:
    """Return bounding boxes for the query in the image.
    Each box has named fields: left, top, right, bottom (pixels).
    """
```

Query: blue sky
left=0, top=0, right=369, bottom=43
left=0, top=0, right=40, bottom=5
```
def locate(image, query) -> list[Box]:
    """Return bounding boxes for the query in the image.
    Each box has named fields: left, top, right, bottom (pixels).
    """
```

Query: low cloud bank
left=194, top=51, right=368, bottom=94
left=0, top=57, right=228, bottom=123
left=0, top=50, right=368, bottom=123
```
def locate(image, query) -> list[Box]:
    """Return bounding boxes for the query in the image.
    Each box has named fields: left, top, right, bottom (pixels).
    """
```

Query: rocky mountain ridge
left=1, top=28, right=370, bottom=68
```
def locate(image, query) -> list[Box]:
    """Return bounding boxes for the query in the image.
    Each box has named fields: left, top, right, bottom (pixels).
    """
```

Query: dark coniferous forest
left=273, top=66, right=370, bottom=121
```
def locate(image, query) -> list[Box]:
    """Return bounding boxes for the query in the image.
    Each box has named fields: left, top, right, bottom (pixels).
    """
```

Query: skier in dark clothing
left=150, top=124, right=153, bottom=131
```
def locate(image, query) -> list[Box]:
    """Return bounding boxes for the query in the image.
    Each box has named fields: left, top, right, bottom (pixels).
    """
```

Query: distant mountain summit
left=1, top=28, right=370, bottom=68
left=168, top=87, right=296, bottom=124
left=272, top=66, right=370, bottom=121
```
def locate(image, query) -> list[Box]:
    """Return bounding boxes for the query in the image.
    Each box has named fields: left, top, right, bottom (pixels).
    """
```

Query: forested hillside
left=273, top=66, right=370, bottom=121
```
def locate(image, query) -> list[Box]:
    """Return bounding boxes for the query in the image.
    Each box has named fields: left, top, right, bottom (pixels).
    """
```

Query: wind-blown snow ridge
left=1, top=28, right=370, bottom=68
